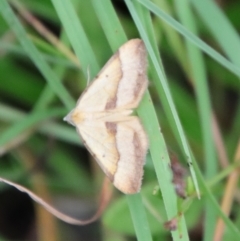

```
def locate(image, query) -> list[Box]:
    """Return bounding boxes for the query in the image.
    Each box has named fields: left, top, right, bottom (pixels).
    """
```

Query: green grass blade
left=0, top=103, right=80, bottom=146
left=0, top=108, right=65, bottom=146
left=91, top=0, right=127, bottom=50
left=0, top=0, right=74, bottom=109
left=191, top=0, right=240, bottom=165
left=192, top=154, right=240, bottom=240
left=127, top=194, right=153, bottom=241
left=152, top=0, right=191, bottom=76
left=174, top=1, right=217, bottom=240
left=191, top=0, right=240, bottom=66
left=138, top=92, right=190, bottom=241
left=126, top=0, right=199, bottom=195
left=137, top=0, right=240, bottom=78
left=51, top=0, right=100, bottom=77
left=126, top=1, right=191, bottom=240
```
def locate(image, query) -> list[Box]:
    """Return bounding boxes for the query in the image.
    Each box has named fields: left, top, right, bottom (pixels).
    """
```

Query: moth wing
left=77, top=121, right=119, bottom=183
left=76, top=117, right=148, bottom=194
left=76, top=39, right=148, bottom=112
left=112, top=117, right=148, bottom=194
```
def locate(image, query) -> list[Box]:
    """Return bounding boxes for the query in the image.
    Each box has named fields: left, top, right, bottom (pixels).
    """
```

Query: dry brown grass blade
left=10, top=0, right=80, bottom=67
left=212, top=113, right=229, bottom=168
left=0, top=176, right=112, bottom=225
left=213, top=140, right=240, bottom=241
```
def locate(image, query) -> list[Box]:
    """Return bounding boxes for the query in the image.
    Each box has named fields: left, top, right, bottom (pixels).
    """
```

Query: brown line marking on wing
left=134, top=41, right=148, bottom=98
left=128, top=132, right=144, bottom=193
left=105, top=51, right=122, bottom=110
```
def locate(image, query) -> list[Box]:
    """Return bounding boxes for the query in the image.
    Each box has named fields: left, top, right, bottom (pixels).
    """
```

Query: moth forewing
left=64, top=39, right=149, bottom=194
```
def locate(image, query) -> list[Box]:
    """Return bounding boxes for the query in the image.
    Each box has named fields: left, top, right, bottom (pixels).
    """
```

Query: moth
left=64, top=39, right=148, bottom=194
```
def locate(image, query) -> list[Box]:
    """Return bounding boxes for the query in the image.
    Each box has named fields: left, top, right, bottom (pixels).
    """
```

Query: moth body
left=65, top=109, right=133, bottom=125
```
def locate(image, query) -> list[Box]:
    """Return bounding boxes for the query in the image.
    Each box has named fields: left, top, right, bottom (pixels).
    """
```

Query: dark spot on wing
left=106, top=122, right=117, bottom=135
left=105, top=96, right=117, bottom=110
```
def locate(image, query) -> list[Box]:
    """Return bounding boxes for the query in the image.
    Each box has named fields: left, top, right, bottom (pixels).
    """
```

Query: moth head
left=63, top=110, right=76, bottom=126
left=64, top=109, right=86, bottom=126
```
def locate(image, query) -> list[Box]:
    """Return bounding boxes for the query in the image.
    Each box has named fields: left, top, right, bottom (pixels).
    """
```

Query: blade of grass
left=126, top=1, right=190, bottom=240
left=0, top=3, right=75, bottom=150
left=191, top=0, right=240, bottom=66
left=126, top=0, right=200, bottom=199
left=139, top=92, right=189, bottom=241
left=136, top=0, right=240, bottom=78
left=191, top=0, right=240, bottom=161
left=91, top=0, right=127, bottom=50
left=131, top=1, right=192, bottom=239
left=141, top=0, right=240, bottom=237
left=0, top=103, right=80, bottom=145
left=174, top=1, right=217, bottom=240
left=152, top=0, right=191, bottom=77
left=0, top=0, right=74, bottom=109
left=125, top=0, right=191, bottom=240
left=0, top=41, right=76, bottom=68
left=0, top=108, right=65, bottom=147
left=127, top=194, right=153, bottom=241
left=51, top=0, right=100, bottom=78
left=227, top=106, right=240, bottom=157
left=191, top=153, right=240, bottom=240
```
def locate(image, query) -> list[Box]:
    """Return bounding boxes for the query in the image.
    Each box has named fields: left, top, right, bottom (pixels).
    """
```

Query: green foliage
left=0, top=0, right=239, bottom=240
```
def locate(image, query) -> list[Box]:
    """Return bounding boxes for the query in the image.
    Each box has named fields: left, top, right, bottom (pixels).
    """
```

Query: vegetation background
left=0, top=0, right=240, bottom=240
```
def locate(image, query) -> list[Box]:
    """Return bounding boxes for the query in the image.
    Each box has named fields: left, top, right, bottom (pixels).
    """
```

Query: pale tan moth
left=64, top=39, right=149, bottom=194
